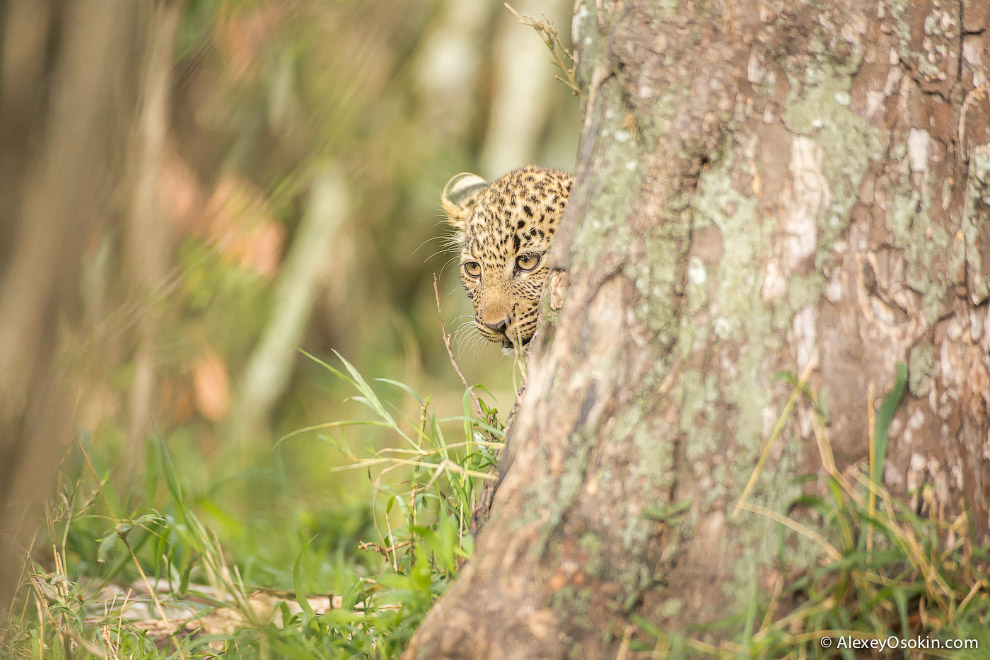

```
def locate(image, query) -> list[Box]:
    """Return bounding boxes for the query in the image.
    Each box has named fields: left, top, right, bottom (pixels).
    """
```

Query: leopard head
left=442, top=166, right=573, bottom=351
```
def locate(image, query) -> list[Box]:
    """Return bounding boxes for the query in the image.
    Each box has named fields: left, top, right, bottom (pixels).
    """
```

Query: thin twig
left=329, top=457, right=497, bottom=481
left=433, top=274, right=480, bottom=415
left=866, top=379, right=877, bottom=552
left=731, top=357, right=817, bottom=519
left=958, top=83, right=989, bottom=162
left=739, top=502, right=841, bottom=562
left=504, top=3, right=581, bottom=97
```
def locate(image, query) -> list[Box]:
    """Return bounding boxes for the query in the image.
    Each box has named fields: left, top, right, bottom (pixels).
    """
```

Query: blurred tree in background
left=1, top=0, right=577, bottom=616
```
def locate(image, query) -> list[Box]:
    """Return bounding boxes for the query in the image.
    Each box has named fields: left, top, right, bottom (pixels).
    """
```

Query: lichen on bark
left=404, top=1, right=990, bottom=657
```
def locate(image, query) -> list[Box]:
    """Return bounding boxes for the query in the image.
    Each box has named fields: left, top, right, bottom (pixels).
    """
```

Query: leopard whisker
left=413, top=233, right=454, bottom=258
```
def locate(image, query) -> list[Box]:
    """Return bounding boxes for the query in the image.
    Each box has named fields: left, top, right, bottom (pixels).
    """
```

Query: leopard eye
left=462, top=261, right=482, bottom=278
left=515, top=253, right=540, bottom=272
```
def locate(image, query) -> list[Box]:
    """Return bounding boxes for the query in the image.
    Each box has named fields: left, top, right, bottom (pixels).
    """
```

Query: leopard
left=441, top=165, right=573, bottom=352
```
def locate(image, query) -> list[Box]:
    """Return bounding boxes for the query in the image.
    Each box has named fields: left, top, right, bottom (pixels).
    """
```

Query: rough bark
left=405, top=1, right=990, bottom=658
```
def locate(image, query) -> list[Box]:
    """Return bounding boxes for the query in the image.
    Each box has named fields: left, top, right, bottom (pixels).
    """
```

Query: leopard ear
left=441, top=172, right=488, bottom=231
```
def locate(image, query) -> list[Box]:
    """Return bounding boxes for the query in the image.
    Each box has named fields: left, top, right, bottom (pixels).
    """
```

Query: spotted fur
left=442, top=166, right=573, bottom=350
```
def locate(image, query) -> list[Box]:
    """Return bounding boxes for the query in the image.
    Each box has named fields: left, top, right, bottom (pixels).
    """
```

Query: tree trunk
left=405, top=1, right=990, bottom=657
left=123, top=0, right=185, bottom=476
left=0, top=0, right=181, bottom=615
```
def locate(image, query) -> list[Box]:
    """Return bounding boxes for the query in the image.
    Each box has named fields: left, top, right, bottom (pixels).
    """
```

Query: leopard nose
left=481, top=318, right=509, bottom=336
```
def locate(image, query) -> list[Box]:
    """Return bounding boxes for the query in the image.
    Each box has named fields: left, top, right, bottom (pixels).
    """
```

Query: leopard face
left=442, top=166, right=573, bottom=351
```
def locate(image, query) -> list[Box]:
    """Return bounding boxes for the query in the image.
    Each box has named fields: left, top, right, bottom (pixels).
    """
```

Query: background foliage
left=2, top=0, right=576, bottom=656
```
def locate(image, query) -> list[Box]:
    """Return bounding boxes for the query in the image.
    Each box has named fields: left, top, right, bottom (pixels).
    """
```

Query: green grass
left=632, top=365, right=990, bottom=658
left=6, top=358, right=989, bottom=659
left=2, top=352, right=503, bottom=659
